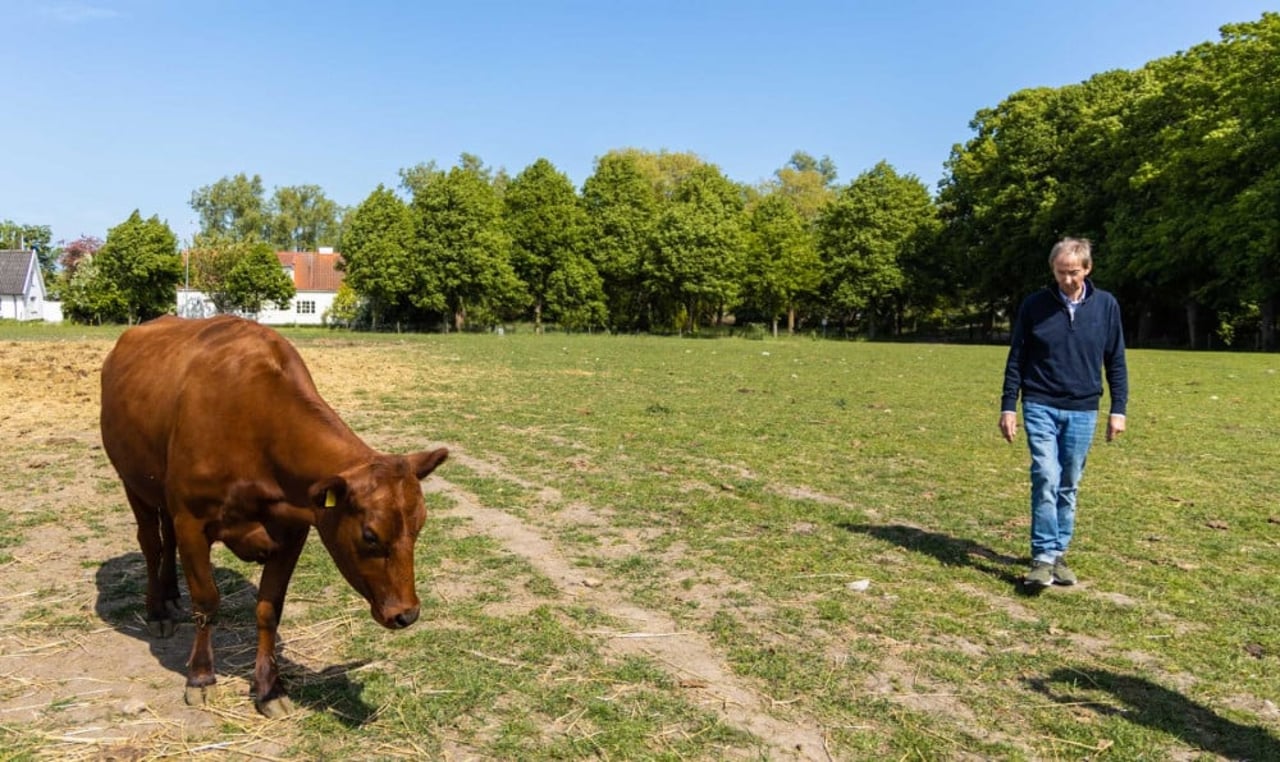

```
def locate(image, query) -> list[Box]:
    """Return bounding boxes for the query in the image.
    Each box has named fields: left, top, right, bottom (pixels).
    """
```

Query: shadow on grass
left=94, top=552, right=376, bottom=726
left=837, top=522, right=1042, bottom=596
left=1028, top=668, right=1280, bottom=760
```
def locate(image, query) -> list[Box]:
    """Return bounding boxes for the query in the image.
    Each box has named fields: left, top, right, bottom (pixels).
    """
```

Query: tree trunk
left=534, top=301, right=543, bottom=334
left=1260, top=296, right=1276, bottom=352
left=1185, top=301, right=1200, bottom=350
left=1137, top=303, right=1152, bottom=348
left=787, top=306, right=796, bottom=336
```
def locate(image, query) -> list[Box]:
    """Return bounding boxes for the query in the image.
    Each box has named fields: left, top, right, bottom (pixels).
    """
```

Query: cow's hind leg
left=252, top=526, right=308, bottom=718
left=174, top=515, right=221, bottom=706
left=125, top=487, right=177, bottom=638
left=159, top=508, right=182, bottom=617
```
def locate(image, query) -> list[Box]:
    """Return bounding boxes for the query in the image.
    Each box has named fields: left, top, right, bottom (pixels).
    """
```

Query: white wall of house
left=256, top=291, right=336, bottom=326
left=0, top=294, right=30, bottom=320
left=176, top=289, right=336, bottom=326
left=0, top=256, right=56, bottom=321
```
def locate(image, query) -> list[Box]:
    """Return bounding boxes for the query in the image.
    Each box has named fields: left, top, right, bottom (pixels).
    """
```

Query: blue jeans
left=1022, top=402, right=1097, bottom=564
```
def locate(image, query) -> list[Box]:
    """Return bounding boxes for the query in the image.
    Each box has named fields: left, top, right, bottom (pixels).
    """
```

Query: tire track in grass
left=426, top=452, right=833, bottom=761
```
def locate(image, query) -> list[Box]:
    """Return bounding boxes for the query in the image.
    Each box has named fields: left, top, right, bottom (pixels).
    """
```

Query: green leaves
left=222, top=243, right=296, bottom=314
left=340, top=185, right=416, bottom=329
left=819, top=162, right=935, bottom=338
left=86, top=210, right=181, bottom=324
left=940, top=13, right=1280, bottom=348
left=411, top=157, right=524, bottom=330
left=505, top=159, right=603, bottom=331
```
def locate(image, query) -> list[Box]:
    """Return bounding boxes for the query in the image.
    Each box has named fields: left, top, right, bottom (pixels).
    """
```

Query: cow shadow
left=837, top=522, right=1037, bottom=595
left=1027, top=668, right=1280, bottom=760
left=94, top=552, right=376, bottom=726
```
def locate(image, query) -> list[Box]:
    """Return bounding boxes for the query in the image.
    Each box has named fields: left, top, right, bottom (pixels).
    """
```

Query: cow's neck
left=268, top=397, right=379, bottom=506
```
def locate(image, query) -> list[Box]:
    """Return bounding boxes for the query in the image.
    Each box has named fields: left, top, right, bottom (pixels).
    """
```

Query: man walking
left=1000, top=238, right=1129, bottom=589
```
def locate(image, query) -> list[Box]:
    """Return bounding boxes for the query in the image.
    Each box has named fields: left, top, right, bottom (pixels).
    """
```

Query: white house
left=0, top=249, right=60, bottom=322
left=177, top=248, right=344, bottom=326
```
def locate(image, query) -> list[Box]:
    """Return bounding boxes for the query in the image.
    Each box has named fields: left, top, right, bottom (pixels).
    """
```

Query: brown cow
left=99, top=315, right=447, bottom=717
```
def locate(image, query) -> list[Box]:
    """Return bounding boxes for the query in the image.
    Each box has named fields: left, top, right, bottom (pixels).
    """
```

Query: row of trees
left=939, top=13, right=1279, bottom=349
left=336, top=150, right=936, bottom=336
left=13, top=13, right=1277, bottom=347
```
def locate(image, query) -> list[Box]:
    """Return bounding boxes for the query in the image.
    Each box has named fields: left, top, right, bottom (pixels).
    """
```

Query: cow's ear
left=409, top=448, right=448, bottom=480
left=309, top=477, right=348, bottom=510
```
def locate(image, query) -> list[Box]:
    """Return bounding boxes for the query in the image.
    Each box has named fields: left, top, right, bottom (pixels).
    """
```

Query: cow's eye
left=362, top=528, right=380, bottom=548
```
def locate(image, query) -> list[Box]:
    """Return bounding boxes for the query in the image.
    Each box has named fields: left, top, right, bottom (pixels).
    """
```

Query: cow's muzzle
left=375, top=603, right=420, bottom=630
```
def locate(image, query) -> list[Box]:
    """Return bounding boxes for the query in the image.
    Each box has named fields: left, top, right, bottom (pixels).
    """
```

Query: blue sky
left=1, top=0, right=1273, bottom=247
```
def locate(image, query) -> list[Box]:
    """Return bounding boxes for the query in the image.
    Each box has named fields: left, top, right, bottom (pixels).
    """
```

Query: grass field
left=0, top=322, right=1276, bottom=760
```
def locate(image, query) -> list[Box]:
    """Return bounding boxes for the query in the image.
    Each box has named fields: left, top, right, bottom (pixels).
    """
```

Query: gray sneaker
left=1025, top=561, right=1054, bottom=588
left=1053, top=557, right=1077, bottom=586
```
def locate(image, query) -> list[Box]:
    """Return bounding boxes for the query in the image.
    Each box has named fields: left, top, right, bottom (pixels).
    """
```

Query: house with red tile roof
left=257, top=249, right=346, bottom=325
left=177, top=248, right=346, bottom=325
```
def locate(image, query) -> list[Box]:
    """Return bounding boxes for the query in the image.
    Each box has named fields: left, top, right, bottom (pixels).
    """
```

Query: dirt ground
left=0, top=338, right=834, bottom=760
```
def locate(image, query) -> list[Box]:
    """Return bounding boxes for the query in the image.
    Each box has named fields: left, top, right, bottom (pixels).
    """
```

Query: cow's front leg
left=175, top=519, right=220, bottom=706
left=253, top=526, right=307, bottom=718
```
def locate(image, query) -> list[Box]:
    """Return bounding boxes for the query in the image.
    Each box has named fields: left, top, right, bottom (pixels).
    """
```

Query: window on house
left=297, top=301, right=316, bottom=314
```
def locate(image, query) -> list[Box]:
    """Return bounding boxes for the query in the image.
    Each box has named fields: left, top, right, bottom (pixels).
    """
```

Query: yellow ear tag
left=325, top=489, right=336, bottom=508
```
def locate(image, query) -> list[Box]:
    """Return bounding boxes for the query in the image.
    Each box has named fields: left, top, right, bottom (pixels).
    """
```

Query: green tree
left=741, top=192, right=821, bottom=336
left=269, top=184, right=341, bottom=251
left=61, top=257, right=127, bottom=324
left=581, top=151, right=660, bottom=331
left=222, top=242, right=295, bottom=315
left=339, top=185, right=416, bottom=330
left=937, top=87, right=1069, bottom=331
left=1204, top=14, right=1280, bottom=349
left=0, top=220, right=55, bottom=275
left=772, top=151, right=839, bottom=222
left=185, top=234, right=241, bottom=311
left=93, top=210, right=181, bottom=323
left=545, top=257, right=608, bottom=330
left=190, top=173, right=269, bottom=242
left=606, top=148, right=705, bottom=201
left=410, top=156, right=525, bottom=331
left=504, top=158, right=604, bottom=332
left=819, top=162, right=936, bottom=338
left=1107, top=44, right=1242, bottom=348
left=645, top=164, right=745, bottom=334
left=325, top=281, right=359, bottom=328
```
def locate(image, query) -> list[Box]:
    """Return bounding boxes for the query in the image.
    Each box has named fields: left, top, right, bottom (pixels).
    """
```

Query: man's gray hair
left=1049, top=237, right=1093, bottom=269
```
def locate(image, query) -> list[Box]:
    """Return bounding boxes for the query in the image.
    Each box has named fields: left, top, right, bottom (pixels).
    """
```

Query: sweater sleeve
left=1104, top=295, right=1129, bottom=416
left=1000, top=300, right=1027, bottom=412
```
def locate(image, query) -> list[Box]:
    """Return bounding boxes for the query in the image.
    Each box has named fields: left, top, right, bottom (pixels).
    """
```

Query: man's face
left=1053, top=254, right=1091, bottom=299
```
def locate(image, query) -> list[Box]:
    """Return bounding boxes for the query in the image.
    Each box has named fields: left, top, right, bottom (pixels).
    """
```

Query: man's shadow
left=95, top=552, right=376, bottom=725
left=1028, top=668, right=1280, bottom=760
left=837, top=523, right=1037, bottom=595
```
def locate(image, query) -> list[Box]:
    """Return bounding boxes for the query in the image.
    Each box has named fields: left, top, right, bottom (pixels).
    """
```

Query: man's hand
left=999, top=411, right=1018, bottom=443
left=1107, top=414, right=1126, bottom=442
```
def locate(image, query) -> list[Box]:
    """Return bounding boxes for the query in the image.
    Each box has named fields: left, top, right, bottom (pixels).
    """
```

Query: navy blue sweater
left=1001, top=280, right=1128, bottom=416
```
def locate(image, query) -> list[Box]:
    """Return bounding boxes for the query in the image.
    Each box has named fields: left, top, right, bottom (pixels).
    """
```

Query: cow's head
left=309, top=447, right=448, bottom=629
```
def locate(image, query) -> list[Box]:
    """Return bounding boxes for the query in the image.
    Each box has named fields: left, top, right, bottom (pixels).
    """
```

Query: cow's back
left=100, top=316, right=319, bottom=508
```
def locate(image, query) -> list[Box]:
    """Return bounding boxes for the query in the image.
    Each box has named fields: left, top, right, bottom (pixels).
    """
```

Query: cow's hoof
left=257, top=695, right=296, bottom=718
left=147, top=619, right=177, bottom=638
left=184, top=685, right=212, bottom=706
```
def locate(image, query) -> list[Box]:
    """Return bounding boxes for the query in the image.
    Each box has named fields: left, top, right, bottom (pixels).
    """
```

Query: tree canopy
left=65, top=210, right=181, bottom=324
